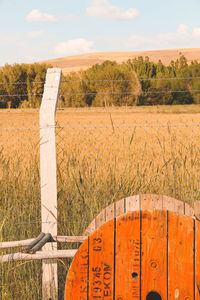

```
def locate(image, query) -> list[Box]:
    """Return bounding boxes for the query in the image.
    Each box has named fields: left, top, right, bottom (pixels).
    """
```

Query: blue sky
left=0, top=0, right=200, bottom=65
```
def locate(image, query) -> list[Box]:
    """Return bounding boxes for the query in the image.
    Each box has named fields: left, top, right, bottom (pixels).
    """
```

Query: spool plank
left=115, top=211, right=140, bottom=299
left=105, top=203, right=115, bottom=222
left=168, top=213, right=194, bottom=299
left=141, top=210, right=167, bottom=299
left=115, top=198, right=125, bottom=217
left=126, top=195, right=140, bottom=212
left=66, top=211, right=199, bottom=299
left=95, top=209, right=106, bottom=229
left=140, top=194, right=162, bottom=210
left=195, top=219, right=200, bottom=299
left=162, top=195, right=184, bottom=214
left=185, top=202, right=194, bottom=217
left=89, top=219, right=114, bottom=299
left=65, top=239, right=89, bottom=300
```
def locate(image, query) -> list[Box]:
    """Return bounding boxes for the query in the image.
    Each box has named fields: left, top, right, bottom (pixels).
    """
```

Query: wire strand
left=0, top=76, right=199, bottom=86
left=0, top=81, right=45, bottom=86
left=1, top=90, right=200, bottom=98
left=0, top=94, right=43, bottom=97
left=62, top=76, right=200, bottom=83
left=60, top=89, right=200, bottom=97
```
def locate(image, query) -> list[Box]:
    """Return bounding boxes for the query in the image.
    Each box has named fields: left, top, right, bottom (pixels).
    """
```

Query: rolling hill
left=42, top=48, right=200, bottom=75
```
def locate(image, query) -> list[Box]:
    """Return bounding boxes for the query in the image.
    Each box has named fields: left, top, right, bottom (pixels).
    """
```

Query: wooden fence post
left=40, top=68, right=62, bottom=300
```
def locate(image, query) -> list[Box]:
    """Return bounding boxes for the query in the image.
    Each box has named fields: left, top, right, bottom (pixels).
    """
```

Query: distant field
left=1, top=103, right=200, bottom=118
left=1, top=106, right=200, bottom=299
left=0, top=105, right=200, bottom=158
left=1, top=105, right=200, bottom=196
left=41, top=48, right=200, bottom=74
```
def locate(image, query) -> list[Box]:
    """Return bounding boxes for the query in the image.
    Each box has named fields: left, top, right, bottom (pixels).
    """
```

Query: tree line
left=61, top=55, right=200, bottom=107
left=0, top=63, right=51, bottom=108
left=1, top=55, right=200, bottom=108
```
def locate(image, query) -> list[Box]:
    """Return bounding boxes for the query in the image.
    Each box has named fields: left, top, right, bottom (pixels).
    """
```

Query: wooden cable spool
left=65, top=195, right=200, bottom=299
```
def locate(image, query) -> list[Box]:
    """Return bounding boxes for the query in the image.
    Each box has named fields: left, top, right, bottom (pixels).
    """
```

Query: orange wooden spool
left=65, top=209, right=200, bottom=299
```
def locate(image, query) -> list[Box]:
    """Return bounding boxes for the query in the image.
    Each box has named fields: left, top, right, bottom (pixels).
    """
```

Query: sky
left=0, top=0, right=200, bottom=65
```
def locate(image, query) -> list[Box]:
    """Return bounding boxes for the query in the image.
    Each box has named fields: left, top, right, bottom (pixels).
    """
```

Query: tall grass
left=1, top=113, right=200, bottom=299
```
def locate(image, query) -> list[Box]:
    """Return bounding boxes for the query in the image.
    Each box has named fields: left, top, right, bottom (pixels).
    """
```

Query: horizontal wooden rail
left=0, top=250, right=77, bottom=263
left=0, top=236, right=87, bottom=249
left=0, top=238, right=35, bottom=249
left=54, top=236, right=87, bottom=243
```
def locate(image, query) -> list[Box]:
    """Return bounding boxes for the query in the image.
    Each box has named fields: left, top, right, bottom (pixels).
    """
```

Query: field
left=1, top=106, right=200, bottom=299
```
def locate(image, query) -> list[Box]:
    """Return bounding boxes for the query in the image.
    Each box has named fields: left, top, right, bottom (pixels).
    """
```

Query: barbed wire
left=0, top=93, right=43, bottom=97
left=1, top=90, right=200, bottom=98
left=62, top=76, right=200, bottom=83
left=0, top=127, right=39, bottom=130
left=0, top=77, right=199, bottom=99
left=0, top=123, right=200, bottom=131
left=60, top=90, right=200, bottom=97
left=13, top=221, right=56, bottom=226
left=54, top=123, right=200, bottom=129
left=1, top=90, right=199, bottom=98
left=0, top=81, right=45, bottom=86
left=0, top=76, right=200, bottom=86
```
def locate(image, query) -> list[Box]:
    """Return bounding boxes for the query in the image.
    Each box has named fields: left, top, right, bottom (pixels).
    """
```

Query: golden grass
left=0, top=106, right=200, bottom=299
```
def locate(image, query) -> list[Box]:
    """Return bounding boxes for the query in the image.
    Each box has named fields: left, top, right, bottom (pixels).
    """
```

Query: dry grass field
left=42, top=48, right=200, bottom=74
left=1, top=106, right=200, bottom=299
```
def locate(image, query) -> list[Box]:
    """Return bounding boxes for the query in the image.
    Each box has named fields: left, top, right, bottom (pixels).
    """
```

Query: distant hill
left=41, top=48, right=200, bottom=75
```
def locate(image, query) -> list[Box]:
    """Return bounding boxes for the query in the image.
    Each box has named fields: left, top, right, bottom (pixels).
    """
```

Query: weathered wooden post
left=40, top=68, right=62, bottom=299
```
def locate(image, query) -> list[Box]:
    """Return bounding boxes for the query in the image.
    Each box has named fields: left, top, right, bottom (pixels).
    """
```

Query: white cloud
left=87, top=0, right=139, bottom=20
left=27, top=30, right=44, bottom=39
left=127, top=24, right=200, bottom=50
left=26, top=9, right=57, bottom=23
left=193, top=27, right=200, bottom=37
left=177, top=24, right=189, bottom=35
left=55, top=38, right=95, bottom=55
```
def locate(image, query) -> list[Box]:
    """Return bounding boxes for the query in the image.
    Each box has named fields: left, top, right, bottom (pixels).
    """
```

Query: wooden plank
left=141, top=210, right=167, bottom=299
left=162, top=195, right=184, bottom=214
left=1, top=250, right=77, bottom=263
left=89, top=219, right=114, bottom=299
left=40, top=68, right=62, bottom=300
left=140, top=194, right=162, bottom=210
left=195, top=218, right=200, bottom=299
left=185, top=202, right=194, bottom=217
left=0, top=236, right=87, bottom=249
left=55, top=236, right=87, bottom=243
left=84, top=219, right=96, bottom=236
left=168, top=212, right=194, bottom=299
left=0, top=238, right=36, bottom=249
left=95, top=209, right=106, bottom=229
left=115, top=198, right=125, bottom=217
left=126, top=195, right=140, bottom=212
left=105, top=203, right=115, bottom=222
left=88, top=220, right=114, bottom=299
left=115, top=211, right=140, bottom=299
left=65, top=240, right=89, bottom=300
left=195, top=201, right=200, bottom=219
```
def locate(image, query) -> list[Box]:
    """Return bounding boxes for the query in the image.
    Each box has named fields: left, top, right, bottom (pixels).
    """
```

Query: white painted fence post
left=40, top=68, right=62, bottom=300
